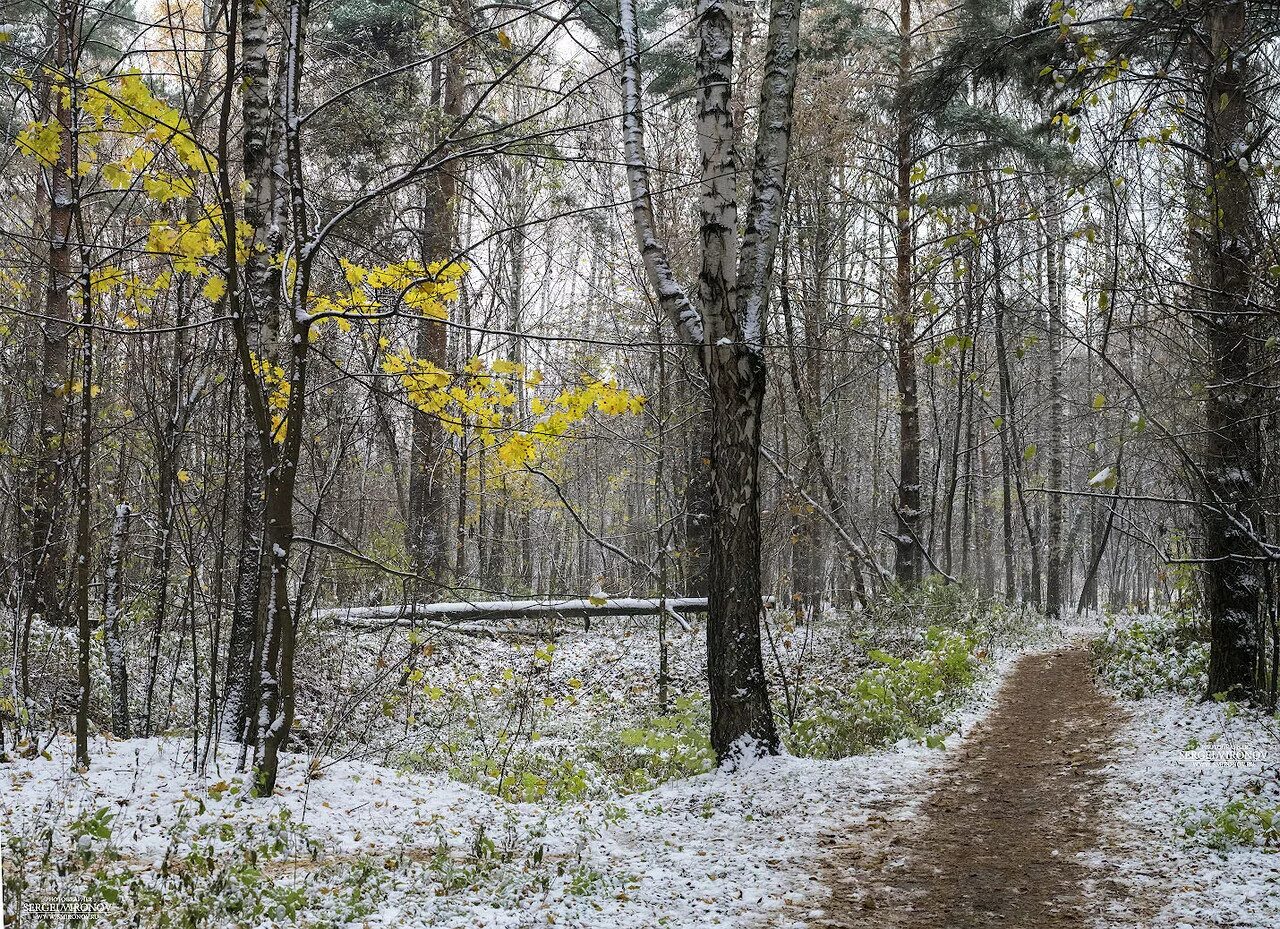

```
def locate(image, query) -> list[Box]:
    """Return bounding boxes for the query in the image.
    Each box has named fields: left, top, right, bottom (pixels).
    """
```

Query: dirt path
left=818, top=647, right=1124, bottom=928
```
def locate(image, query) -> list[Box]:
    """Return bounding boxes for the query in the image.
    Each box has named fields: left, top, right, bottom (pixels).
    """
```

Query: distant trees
left=2, top=0, right=1279, bottom=790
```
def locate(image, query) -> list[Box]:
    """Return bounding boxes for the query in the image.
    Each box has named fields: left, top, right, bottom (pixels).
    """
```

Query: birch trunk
left=225, top=0, right=285, bottom=742
left=619, top=0, right=800, bottom=760
left=254, top=0, right=312, bottom=796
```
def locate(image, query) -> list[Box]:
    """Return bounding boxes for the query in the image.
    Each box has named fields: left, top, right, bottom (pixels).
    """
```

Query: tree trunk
left=892, top=0, right=922, bottom=586
left=684, top=405, right=713, bottom=597
left=619, top=0, right=800, bottom=760
left=225, top=0, right=284, bottom=742
left=406, top=20, right=464, bottom=587
left=1044, top=189, right=1066, bottom=618
left=74, top=282, right=92, bottom=770
left=103, top=499, right=132, bottom=738
left=706, top=348, right=778, bottom=756
left=142, top=452, right=176, bottom=736
left=254, top=0, right=311, bottom=795
left=224, top=416, right=263, bottom=741
left=28, top=2, right=76, bottom=628
left=1201, top=0, right=1261, bottom=700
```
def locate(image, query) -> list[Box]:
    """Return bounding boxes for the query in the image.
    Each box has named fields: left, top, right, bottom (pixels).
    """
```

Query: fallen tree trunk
left=318, top=596, right=778, bottom=635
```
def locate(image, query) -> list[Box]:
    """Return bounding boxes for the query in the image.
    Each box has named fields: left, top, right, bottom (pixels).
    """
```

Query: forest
left=0, top=0, right=1277, bottom=925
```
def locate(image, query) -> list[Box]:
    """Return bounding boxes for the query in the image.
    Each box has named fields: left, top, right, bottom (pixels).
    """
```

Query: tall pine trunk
left=74, top=261, right=92, bottom=769
left=406, top=21, right=464, bottom=588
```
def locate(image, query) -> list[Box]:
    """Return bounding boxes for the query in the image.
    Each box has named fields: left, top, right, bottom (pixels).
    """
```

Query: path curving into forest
left=818, top=647, right=1126, bottom=929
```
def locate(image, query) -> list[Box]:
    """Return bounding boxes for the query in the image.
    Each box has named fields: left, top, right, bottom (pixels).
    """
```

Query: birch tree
left=619, top=0, right=802, bottom=758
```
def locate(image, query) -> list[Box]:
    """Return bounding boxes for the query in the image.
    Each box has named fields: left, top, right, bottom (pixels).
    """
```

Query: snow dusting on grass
left=0, top=603, right=1072, bottom=928
left=1090, top=675, right=1280, bottom=927
left=4, top=731, right=951, bottom=927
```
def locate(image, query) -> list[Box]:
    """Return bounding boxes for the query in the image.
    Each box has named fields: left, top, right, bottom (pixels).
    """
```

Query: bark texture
left=406, top=9, right=465, bottom=587
left=1202, top=0, right=1262, bottom=700
left=619, top=0, right=801, bottom=760
left=224, top=0, right=285, bottom=742
left=892, top=0, right=922, bottom=586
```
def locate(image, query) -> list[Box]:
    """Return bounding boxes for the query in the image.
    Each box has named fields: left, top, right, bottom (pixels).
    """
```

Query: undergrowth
left=1092, top=610, right=1209, bottom=698
left=3, top=799, right=615, bottom=929
left=1182, top=796, right=1280, bottom=851
left=785, top=626, right=979, bottom=758
left=394, top=586, right=1017, bottom=799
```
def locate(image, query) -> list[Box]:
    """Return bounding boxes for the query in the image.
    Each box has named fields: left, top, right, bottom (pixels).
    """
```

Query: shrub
left=786, top=626, right=979, bottom=759
left=1182, top=797, right=1280, bottom=851
left=613, top=696, right=717, bottom=792
left=455, top=752, right=595, bottom=804
left=862, top=580, right=1045, bottom=654
left=1093, top=612, right=1209, bottom=698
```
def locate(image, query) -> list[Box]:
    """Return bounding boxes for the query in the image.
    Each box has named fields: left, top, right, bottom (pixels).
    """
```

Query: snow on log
left=318, top=597, right=777, bottom=635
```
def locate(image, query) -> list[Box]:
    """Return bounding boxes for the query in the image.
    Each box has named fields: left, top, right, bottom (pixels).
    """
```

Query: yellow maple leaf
left=202, top=276, right=226, bottom=302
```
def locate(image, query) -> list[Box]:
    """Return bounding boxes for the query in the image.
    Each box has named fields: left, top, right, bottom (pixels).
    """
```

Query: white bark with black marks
left=617, top=0, right=802, bottom=760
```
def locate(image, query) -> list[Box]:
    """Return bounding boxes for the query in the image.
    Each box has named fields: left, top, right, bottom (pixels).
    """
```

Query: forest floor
left=816, top=647, right=1123, bottom=927
left=5, top=625, right=1277, bottom=928
left=813, top=644, right=1280, bottom=929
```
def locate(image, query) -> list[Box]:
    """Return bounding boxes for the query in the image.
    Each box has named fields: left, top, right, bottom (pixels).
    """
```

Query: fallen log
left=318, top=596, right=776, bottom=635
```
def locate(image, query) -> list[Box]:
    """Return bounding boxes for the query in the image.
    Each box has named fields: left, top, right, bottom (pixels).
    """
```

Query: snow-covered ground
left=1089, top=693, right=1280, bottom=929
left=2, top=729, right=950, bottom=927
left=3, top=621, right=1039, bottom=929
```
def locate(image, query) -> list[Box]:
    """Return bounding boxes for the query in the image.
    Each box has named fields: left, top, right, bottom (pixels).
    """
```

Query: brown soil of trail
left=817, top=647, right=1126, bottom=929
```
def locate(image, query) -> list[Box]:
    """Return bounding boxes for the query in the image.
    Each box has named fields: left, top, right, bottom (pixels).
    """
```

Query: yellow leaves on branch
left=250, top=353, right=291, bottom=443
left=382, top=351, right=645, bottom=473
left=311, top=259, right=466, bottom=331
left=87, top=71, right=216, bottom=176
left=142, top=173, right=196, bottom=203
left=15, top=120, right=61, bottom=167
left=11, top=69, right=235, bottom=327
left=13, top=70, right=215, bottom=190
left=146, top=215, right=225, bottom=273
left=496, top=434, right=537, bottom=467
left=202, top=276, right=227, bottom=302
left=81, top=212, right=236, bottom=326
left=56, top=379, right=103, bottom=399
left=381, top=349, right=452, bottom=412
